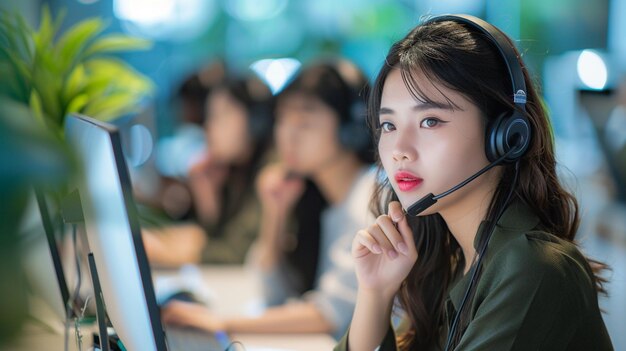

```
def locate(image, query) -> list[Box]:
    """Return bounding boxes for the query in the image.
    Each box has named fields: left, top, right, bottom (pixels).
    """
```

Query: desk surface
left=157, top=265, right=338, bottom=351
left=7, top=265, right=337, bottom=351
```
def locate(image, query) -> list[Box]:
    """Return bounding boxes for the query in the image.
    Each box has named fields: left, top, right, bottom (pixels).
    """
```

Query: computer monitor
left=64, top=114, right=167, bottom=351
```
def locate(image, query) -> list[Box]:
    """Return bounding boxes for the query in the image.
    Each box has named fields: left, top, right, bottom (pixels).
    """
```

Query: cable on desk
left=225, top=340, right=246, bottom=351
left=65, top=224, right=91, bottom=351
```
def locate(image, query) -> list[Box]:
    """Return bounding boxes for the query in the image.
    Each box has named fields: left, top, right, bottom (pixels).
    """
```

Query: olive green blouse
left=335, top=202, right=613, bottom=350
left=199, top=189, right=261, bottom=264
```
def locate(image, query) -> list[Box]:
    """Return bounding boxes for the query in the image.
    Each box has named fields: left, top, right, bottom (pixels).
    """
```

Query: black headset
left=425, top=14, right=531, bottom=163
left=420, top=15, right=531, bottom=351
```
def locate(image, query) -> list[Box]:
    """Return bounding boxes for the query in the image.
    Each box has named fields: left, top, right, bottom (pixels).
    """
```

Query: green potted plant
left=0, top=5, right=154, bottom=346
left=0, top=5, right=154, bottom=135
left=0, top=97, right=76, bottom=347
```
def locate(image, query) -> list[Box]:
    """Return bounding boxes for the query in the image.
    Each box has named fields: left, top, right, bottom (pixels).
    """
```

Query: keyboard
left=165, top=327, right=232, bottom=351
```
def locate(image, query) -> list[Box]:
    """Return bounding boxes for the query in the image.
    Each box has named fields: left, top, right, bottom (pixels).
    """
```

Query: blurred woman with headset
left=144, top=74, right=275, bottom=265
left=336, top=15, right=613, bottom=351
left=162, top=59, right=378, bottom=339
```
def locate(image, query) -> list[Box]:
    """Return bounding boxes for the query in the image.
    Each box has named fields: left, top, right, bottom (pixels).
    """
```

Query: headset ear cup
left=503, top=111, right=531, bottom=161
left=486, top=112, right=508, bottom=162
left=486, top=111, right=531, bottom=163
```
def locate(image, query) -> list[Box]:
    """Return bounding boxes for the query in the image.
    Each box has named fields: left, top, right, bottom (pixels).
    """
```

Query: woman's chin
left=396, top=196, right=417, bottom=212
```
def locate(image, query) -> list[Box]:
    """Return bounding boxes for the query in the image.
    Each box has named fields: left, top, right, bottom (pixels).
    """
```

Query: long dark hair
left=277, top=59, right=373, bottom=293
left=367, top=18, right=608, bottom=350
left=209, top=75, right=274, bottom=236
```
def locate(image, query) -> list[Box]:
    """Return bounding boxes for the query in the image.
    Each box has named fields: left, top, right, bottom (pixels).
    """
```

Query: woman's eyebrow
left=379, top=107, right=394, bottom=115
left=412, top=101, right=453, bottom=111
left=379, top=101, right=453, bottom=115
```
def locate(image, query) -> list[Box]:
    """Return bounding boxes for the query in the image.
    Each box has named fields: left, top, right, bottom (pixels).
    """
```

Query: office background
left=1, top=0, right=625, bottom=349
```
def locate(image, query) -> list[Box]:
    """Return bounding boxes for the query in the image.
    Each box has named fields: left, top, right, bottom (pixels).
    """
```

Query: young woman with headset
left=336, top=15, right=613, bottom=350
left=162, top=59, right=378, bottom=338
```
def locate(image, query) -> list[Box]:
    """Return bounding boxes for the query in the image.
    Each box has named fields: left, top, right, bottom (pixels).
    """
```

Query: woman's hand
left=253, top=163, right=305, bottom=269
left=256, top=163, right=305, bottom=218
left=161, top=301, right=227, bottom=332
left=352, top=201, right=418, bottom=298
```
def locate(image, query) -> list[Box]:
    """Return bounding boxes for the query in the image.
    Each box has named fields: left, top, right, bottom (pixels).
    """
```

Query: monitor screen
left=65, top=114, right=167, bottom=351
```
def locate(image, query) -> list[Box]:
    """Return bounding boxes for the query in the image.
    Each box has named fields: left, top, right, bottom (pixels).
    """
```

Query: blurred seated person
left=135, top=60, right=227, bottom=220
left=143, top=73, right=275, bottom=266
left=162, top=59, right=377, bottom=339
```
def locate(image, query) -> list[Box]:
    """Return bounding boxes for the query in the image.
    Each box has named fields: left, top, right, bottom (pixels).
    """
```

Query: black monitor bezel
left=33, top=187, right=73, bottom=318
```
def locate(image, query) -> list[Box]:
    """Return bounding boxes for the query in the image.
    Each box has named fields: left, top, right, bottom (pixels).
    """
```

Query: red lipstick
left=394, top=171, right=423, bottom=192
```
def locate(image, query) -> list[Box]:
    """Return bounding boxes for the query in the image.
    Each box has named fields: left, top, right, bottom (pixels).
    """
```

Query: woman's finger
left=367, top=220, right=398, bottom=259
left=375, top=214, right=406, bottom=256
left=353, top=229, right=382, bottom=256
left=388, top=201, right=416, bottom=256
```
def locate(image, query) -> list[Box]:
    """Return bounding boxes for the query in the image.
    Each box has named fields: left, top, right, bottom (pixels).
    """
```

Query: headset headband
left=425, top=14, right=527, bottom=110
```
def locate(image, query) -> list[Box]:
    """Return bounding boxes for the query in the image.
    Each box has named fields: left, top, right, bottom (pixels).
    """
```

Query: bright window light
left=114, top=0, right=174, bottom=26
left=577, top=50, right=608, bottom=90
left=250, top=58, right=301, bottom=94
left=113, top=0, right=216, bottom=41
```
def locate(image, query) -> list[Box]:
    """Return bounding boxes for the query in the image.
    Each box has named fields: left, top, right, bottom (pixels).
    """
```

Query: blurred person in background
left=161, top=59, right=377, bottom=339
left=143, top=73, right=275, bottom=266
left=136, top=60, right=227, bottom=221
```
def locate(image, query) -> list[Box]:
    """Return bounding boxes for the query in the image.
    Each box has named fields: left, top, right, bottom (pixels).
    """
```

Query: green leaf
left=0, top=63, right=27, bottom=102
left=56, top=18, right=105, bottom=72
left=14, top=14, right=35, bottom=64
left=81, top=75, right=114, bottom=99
left=82, top=92, right=141, bottom=121
left=0, top=13, right=27, bottom=64
left=1, top=6, right=155, bottom=133
left=0, top=12, right=35, bottom=65
left=29, top=89, right=46, bottom=126
left=0, top=46, right=32, bottom=81
left=62, top=64, right=86, bottom=102
left=0, top=46, right=32, bottom=101
left=84, top=34, right=152, bottom=57
left=84, top=56, right=128, bottom=73
left=85, top=57, right=154, bottom=94
left=34, top=5, right=55, bottom=53
left=31, top=64, right=63, bottom=125
left=79, top=58, right=154, bottom=110
left=65, top=93, right=89, bottom=115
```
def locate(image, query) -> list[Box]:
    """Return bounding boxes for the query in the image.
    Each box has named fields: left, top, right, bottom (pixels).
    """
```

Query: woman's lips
left=394, top=171, right=423, bottom=192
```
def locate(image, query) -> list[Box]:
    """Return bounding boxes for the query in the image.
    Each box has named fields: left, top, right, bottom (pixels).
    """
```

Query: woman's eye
left=379, top=121, right=396, bottom=133
left=420, top=117, right=442, bottom=128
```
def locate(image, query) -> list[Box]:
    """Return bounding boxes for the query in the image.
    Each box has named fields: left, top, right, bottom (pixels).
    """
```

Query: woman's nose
left=392, top=128, right=417, bottom=162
